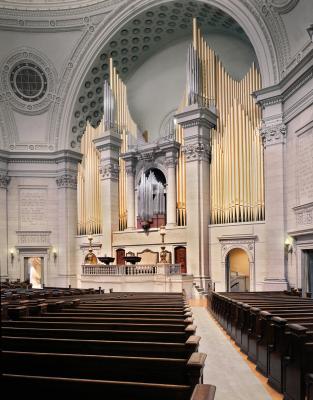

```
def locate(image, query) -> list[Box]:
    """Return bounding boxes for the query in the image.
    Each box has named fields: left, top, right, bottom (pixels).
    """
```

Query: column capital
left=0, top=174, right=10, bottom=189
left=175, top=104, right=217, bottom=131
left=164, top=154, right=178, bottom=168
left=56, top=174, right=77, bottom=189
left=182, top=143, right=211, bottom=163
left=99, top=161, right=119, bottom=181
left=159, top=140, right=180, bottom=168
left=260, top=122, right=287, bottom=147
left=93, top=129, right=122, bottom=153
left=121, top=150, right=137, bottom=175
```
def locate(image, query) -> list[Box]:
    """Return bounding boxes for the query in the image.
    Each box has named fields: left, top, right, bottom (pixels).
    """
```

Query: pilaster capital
left=182, top=143, right=211, bottom=163
left=56, top=174, right=77, bottom=189
left=260, top=123, right=287, bottom=147
left=175, top=104, right=217, bottom=131
left=0, top=174, right=10, bottom=189
left=93, top=130, right=122, bottom=154
left=121, top=151, right=137, bottom=175
left=164, top=153, right=178, bottom=168
left=99, top=162, right=119, bottom=181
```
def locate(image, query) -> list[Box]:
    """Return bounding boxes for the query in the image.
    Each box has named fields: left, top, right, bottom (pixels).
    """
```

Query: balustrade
left=82, top=264, right=181, bottom=276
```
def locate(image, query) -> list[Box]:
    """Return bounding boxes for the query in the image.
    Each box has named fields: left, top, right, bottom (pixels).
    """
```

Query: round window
left=10, top=62, right=48, bottom=102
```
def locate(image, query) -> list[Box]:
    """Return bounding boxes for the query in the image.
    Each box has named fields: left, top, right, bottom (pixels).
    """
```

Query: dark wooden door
left=175, top=246, right=186, bottom=273
left=116, top=248, right=125, bottom=265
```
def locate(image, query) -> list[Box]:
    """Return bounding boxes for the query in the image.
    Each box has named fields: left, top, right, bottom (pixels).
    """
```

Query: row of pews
left=209, top=291, right=313, bottom=400
left=1, top=289, right=216, bottom=399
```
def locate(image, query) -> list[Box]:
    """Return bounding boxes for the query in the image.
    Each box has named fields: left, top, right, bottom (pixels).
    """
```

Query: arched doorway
left=226, top=248, right=250, bottom=292
left=175, top=246, right=187, bottom=274
left=116, top=248, right=125, bottom=265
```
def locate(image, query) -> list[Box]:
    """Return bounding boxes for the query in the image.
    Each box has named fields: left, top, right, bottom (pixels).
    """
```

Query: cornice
left=254, top=49, right=313, bottom=107
left=2, top=149, right=82, bottom=164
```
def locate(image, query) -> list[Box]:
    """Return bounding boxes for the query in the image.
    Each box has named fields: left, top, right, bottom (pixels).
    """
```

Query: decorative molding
left=293, top=203, right=313, bottom=227
left=16, top=230, right=51, bottom=245
left=177, top=117, right=215, bottom=130
left=164, top=155, right=178, bottom=168
left=0, top=0, right=117, bottom=31
left=137, top=151, right=155, bottom=163
left=267, top=0, right=299, bottom=14
left=125, top=163, right=136, bottom=175
left=258, top=0, right=289, bottom=74
left=0, top=174, right=10, bottom=188
left=56, top=174, right=77, bottom=188
left=0, top=47, right=58, bottom=115
left=219, top=234, right=257, bottom=263
left=99, top=162, right=119, bottom=180
left=260, top=123, right=287, bottom=147
left=182, top=143, right=211, bottom=163
left=242, top=0, right=280, bottom=82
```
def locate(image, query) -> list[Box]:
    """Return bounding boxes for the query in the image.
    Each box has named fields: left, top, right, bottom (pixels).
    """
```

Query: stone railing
left=82, top=264, right=181, bottom=276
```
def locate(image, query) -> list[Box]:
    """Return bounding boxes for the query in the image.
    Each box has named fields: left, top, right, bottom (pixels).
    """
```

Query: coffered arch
left=56, top=0, right=282, bottom=150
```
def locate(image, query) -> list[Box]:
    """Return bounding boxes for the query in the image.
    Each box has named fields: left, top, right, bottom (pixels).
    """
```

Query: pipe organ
left=78, top=19, right=263, bottom=235
left=176, top=19, right=264, bottom=224
left=77, top=59, right=138, bottom=234
left=77, top=121, right=103, bottom=235
left=176, top=93, right=187, bottom=226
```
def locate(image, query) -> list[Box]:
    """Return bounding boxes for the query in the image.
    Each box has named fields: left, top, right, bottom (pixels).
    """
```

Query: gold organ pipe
left=189, top=19, right=264, bottom=225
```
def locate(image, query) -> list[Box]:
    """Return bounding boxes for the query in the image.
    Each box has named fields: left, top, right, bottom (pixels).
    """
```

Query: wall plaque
left=297, top=129, right=313, bottom=205
left=19, top=187, right=47, bottom=230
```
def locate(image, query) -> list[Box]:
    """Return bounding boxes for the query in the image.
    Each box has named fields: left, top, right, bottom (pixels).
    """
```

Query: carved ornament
left=99, top=162, right=119, bottom=180
left=260, top=123, right=287, bottom=147
left=182, top=143, right=211, bottom=162
left=56, top=174, right=77, bottom=189
left=0, top=174, right=10, bottom=189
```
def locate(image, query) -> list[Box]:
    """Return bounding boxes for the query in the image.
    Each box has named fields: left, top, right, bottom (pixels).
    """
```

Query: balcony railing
left=82, top=264, right=181, bottom=276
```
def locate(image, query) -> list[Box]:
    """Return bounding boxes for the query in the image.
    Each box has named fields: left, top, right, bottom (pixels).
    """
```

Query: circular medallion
left=10, top=62, right=47, bottom=102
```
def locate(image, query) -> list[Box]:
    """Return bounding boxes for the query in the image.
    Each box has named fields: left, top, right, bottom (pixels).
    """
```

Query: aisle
left=192, top=307, right=273, bottom=400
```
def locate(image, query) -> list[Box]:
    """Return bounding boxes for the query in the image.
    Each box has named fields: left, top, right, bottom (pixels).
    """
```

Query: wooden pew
left=16, top=315, right=194, bottom=326
left=255, top=311, right=313, bottom=376
left=2, top=350, right=206, bottom=387
left=209, top=292, right=313, bottom=399
left=2, top=325, right=195, bottom=342
left=2, top=335, right=200, bottom=358
left=2, top=319, right=195, bottom=333
left=44, top=310, right=193, bottom=318
left=306, top=374, right=313, bottom=400
left=1, top=375, right=215, bottom=400
left=282, top=324, right=313, bottom=400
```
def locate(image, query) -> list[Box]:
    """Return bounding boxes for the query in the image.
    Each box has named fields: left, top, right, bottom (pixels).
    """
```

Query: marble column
left=175, top=104, right=217, bottom=287
left=122, top=151, right=137, bottom=231
left=260, top=122, right=288, bottom=290
left=162, top=143, right=180, bottom=227
left=94, top=129, right=121, bottom=256
left=0, top=173, right=10, bottom=281
left=56, top=151, right=82, bottom=287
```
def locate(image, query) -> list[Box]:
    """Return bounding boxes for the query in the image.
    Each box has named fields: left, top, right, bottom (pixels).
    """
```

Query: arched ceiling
left=70, top=0, right=252, bottom=147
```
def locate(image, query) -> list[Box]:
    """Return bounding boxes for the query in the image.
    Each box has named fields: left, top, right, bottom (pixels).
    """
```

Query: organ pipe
left=77, top=121, right=103, bottom=235
left=77, top=59, right=138, bottom=235
left=177, top=19, right=264, bottom=224
left=109, top=58, right=138, bottom=231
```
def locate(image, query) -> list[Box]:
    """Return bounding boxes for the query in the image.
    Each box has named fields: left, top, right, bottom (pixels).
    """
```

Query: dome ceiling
left=70, top=0, right=250, bottom=148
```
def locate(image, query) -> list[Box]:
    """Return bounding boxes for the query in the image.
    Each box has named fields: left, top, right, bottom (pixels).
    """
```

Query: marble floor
left=191, top=307, right=283, bottom=400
